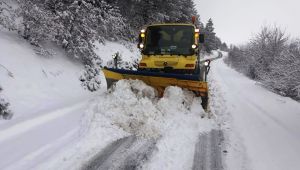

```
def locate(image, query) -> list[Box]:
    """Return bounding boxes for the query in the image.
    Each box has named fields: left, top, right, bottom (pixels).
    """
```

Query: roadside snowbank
left=0, top=30, right=92, bottom=123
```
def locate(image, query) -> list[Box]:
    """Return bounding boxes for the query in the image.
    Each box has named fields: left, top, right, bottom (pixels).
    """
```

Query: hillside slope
left=0, top=30, right=92, bottom=121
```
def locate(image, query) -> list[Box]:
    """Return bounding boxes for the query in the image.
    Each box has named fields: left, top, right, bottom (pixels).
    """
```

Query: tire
left=201, top=96, right=208, bottom=110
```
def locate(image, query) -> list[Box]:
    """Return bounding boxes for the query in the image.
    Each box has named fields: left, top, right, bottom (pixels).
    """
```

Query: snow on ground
left=36, top=79, right=215, bottom=170
left=4, top=29, right=298, bottom=170
left=202, top=50, right=222, bottom=60
left=0, top=30, right=92, bottom=122
left=0, top=29, right=140, bottom=170
left=210, top=55, right=300, bottom=170
left=0, top=29, right=91, bottom=169
left=94, top=41, right=140, bottom=67
left=0, top=29, right=218, bottom=170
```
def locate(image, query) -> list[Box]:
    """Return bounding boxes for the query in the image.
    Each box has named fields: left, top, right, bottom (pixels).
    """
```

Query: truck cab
left=137, top=24, right=204, bottom=74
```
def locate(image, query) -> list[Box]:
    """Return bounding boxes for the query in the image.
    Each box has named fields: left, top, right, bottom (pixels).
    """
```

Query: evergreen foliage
left=0, top=86, right=13, bottom=120
left=15, top=0, right=127, bottom=90
left=17, top=0, right=125, bottom=63
left=203, top=18, right=219, bottom=53
left=0, top=1, right=16, bottom=30
left=109, top=0, right=201, bottom=32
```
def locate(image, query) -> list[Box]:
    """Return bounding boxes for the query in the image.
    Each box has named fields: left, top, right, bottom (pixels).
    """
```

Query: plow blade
left=102, top=68, right=208, bottom=98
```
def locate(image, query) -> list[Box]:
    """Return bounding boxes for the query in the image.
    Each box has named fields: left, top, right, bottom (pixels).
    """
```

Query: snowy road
left=210, top=57, right=300, bottom=170
left=82, top=136, right=156, bottom=170
left=81, top=129, right=224, bottom=170
left=192, top=130, right=224, bottom=170
left=2, top=49, right=299, bottom=170
left=0, top=100, right=89, bottom=170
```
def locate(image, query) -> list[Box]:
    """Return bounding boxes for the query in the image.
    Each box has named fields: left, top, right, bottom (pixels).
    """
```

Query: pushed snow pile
left=81, top=79, right=215, bottom=169
left=36, top=80, right=214, bottom=170
left=82, top=79, right=209, bottom=139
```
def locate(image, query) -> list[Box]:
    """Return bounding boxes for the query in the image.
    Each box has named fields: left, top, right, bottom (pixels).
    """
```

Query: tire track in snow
left=81, top=136, right=156, bottom=170
left=193, top=130, right=224, bottom=170
left=0, top=102, right=87, bottom=143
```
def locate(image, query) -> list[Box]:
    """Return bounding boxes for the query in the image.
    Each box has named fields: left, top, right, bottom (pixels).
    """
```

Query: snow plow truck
left=102, top=17, right=211, bottom=110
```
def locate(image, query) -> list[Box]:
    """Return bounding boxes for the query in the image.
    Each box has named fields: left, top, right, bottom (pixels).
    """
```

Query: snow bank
left=0, top=30, right=92, bottom=123
left=0, top=29, right=96, bottom=169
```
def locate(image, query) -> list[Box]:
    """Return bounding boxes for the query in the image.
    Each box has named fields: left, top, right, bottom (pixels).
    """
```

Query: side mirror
left=204, top=59, right=211, bottom=67
left=204, top=59, right=211, bottom=81
left=199, top=34, right=205, bottom=43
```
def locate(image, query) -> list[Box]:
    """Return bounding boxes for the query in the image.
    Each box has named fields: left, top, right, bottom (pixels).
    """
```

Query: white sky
left=195, top=0, right=300, bottom=45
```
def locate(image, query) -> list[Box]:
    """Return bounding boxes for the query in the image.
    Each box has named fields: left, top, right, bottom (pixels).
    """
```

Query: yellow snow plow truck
left=102, top=17, right=211, bottom=109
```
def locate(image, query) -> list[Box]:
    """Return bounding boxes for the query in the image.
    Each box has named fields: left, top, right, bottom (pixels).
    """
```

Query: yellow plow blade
left=102, top=68, right=208, bottom=98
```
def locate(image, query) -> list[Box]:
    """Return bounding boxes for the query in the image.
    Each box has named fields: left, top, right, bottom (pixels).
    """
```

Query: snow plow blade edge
left=102, top=68, right=208, bottom=97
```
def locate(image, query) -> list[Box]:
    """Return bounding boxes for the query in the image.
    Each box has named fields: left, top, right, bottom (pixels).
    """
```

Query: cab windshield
left=143, top=25, right=195, bottom=55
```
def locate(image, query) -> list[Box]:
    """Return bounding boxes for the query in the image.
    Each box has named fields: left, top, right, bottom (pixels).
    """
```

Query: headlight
left=139, top=43, right=144, bottom=49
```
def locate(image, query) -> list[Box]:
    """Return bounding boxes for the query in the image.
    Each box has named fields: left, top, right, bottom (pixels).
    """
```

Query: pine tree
left=110, top=0, right=204, bottom=33
left=17, top=0, right=130, bottom=91
left=178, top=0, right=199, bottom=23
left=220, top=42, right=228, bottom=51
left=203, top=18, right=218, bottom=53
left=19, top=0, right=54, bottom=46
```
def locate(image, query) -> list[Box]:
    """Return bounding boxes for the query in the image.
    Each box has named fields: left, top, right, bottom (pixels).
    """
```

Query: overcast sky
left=195, top=0, right=300, bottom=45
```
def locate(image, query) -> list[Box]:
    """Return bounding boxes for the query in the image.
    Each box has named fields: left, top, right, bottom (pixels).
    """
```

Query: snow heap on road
left=38, top=80, right=215, bottom=170
left=85, top=79, right=209, bottom=139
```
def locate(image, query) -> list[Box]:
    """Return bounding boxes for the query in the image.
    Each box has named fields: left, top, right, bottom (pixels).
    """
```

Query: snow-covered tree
left=0, top=1, right=16, bottom=30
left=203, top=18, right=218, bottom=53
left=110, top=0, right=203, bottom=33
left=225, top=26, right=300, bottom=100
left=17, top=0, right=125, bottom=61
left=18, top=0, right=53, bottom=46
left=80, top=63, right=102, bottom=92
left=0, top=86, right=13, bottom=120
left=248, top=26, right=288, bottom=80
left=266, top=38, right=300, bottom=98
left=17, top=0, right=129, bottom=91
left=220, top=42, right=228, bottom=51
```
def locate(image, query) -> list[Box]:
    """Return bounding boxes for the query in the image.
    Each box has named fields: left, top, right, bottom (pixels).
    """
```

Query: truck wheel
left=201, top=96, right=208, bottom=111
